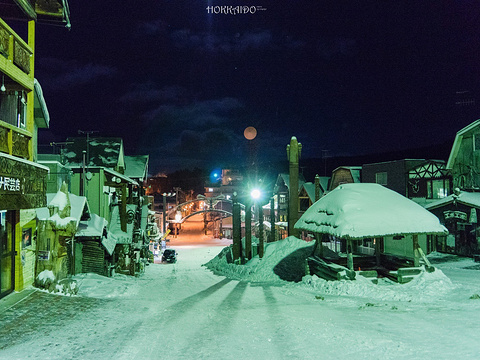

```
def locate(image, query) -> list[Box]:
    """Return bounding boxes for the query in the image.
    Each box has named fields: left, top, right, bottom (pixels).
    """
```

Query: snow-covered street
left=2, top=232, right=480, bottom=359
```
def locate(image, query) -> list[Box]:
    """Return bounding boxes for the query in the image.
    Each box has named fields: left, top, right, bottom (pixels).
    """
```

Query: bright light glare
left=175, top=211, right=182, bottom=222
left=251, top=189, right=261, bottom=199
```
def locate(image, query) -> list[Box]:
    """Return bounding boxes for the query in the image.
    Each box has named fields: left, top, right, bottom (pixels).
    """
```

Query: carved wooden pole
left=258, top=203, right=264, bottom=258
left=232, top=193, right=241, bottom=261
left=314, top=174, right=320, bottom=202
left=269, top=197, right=275, bottom=243
left=245, top=200, right=252, bottom=262
left=287, top=136, right=302, bottom=237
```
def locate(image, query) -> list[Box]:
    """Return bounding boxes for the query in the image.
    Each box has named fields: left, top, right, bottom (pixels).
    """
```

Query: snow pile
left=35, top=270, right=79, bottom=296
left=203, top=236, right=315, bottom=283
left=37, top=269, right=55, bottom=284
left=301, top=267, right=454, bottom=302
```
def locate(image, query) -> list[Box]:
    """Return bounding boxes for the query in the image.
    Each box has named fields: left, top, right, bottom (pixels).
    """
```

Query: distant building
left=329, top=166, right=361, bottom=191
left=362, top=159, right=452, bottom=204
left=446, top=119, right=480, bottom=191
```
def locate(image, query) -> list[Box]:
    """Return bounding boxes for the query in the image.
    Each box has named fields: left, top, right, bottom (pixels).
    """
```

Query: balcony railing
left=0, top=121, right=31, bottom=160
left=0, top=18, right=34, bottom=90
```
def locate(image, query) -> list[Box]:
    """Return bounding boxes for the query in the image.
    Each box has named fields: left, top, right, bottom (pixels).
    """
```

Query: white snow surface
left=204, top=236, right=313, bottom=282
left=295, top=183, right=448, bottom=239
left=3, top=240, right=480, bottom=360
left=37, top=269, right=55, bottom=282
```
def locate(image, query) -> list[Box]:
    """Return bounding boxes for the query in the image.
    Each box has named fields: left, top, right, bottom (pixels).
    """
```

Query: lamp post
left=232, top=192, right=242, bottom=261
left=250, top=187, right=264, bottom=259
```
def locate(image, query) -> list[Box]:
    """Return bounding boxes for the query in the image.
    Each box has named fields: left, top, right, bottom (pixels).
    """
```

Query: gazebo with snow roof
left=295, top=183, right=448, bottom=281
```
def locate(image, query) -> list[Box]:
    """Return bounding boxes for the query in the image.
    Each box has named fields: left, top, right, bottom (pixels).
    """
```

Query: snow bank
left=203, top=236, right=315, bottom=283
left=301, top=267, right=454, bottom=302
left=204, top=237, right=455, bottom=302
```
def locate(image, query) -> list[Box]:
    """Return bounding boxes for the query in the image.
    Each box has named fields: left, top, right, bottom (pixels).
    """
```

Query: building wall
left=330, top=168, right=354, bottom=190
left=17, top=210, right=37, bottom=289
left=383, top=234, right=427, bottom=259
left=362, top=160, right=408, bottom=196
left=451, top=132, right=480, bottom=189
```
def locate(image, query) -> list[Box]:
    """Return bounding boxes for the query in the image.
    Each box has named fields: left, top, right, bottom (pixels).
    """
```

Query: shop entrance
left=0, top=210, right=15, bottom=299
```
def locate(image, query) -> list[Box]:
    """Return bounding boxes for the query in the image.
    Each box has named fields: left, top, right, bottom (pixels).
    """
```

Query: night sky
left=33, top=1, right=480, bottom=174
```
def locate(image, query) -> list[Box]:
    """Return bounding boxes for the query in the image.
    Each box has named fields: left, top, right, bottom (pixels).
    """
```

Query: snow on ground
left=3, top=237, right=480, bottom=359
left=204, top=236, right=314, bottom=283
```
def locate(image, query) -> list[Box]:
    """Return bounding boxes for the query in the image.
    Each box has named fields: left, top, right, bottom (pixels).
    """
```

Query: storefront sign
left=0, top=155, right=47, bottom=210
left=444, top=210, right=468, bottom=222
left=0, top=176, right=21, bottom=192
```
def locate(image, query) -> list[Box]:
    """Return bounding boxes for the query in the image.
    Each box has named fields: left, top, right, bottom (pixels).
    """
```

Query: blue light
left=209, top=169, right=222, bottom=183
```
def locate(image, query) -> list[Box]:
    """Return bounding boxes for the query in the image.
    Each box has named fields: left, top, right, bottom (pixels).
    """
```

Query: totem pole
left=287, top=136, right=302, bottom=237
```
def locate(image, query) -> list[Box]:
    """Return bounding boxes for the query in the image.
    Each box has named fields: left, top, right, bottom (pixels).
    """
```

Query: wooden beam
left=412, top=234, right=420, bottom=267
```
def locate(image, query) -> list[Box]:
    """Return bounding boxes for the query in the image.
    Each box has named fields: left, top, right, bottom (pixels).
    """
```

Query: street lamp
left=174, top=211, right=182, bottom=238
left=250, top=188, right=261, bottom=200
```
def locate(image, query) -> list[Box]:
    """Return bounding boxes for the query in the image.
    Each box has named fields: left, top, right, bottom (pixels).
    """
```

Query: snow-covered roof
left=37, top=191, right=88, bottom=229
left=64, top=137, right=124, bottom=169
left=275, top=173, right=306, bottom=192
left=317, top=176, right=330, bottom=192
left=295, top=183, right=447, bottom=240
left=301, top=182, right=316, bottom=202
left=425, top=190, right=480, bottom=210
left=76, top=213, right=107, bottom=238
left=33, top=79, right=50, bottom=128
left=124, top=155, right=149, bottom=181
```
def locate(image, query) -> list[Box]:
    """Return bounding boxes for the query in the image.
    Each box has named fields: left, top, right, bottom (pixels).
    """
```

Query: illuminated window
left=427, top=179, right=449, bottom=199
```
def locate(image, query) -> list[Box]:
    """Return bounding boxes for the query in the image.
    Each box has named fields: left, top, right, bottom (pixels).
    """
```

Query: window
left=427, top=179, right=449, bottom=199
left=475, top=134, right=480, bottom=152
left=375, top=172, right=387, bottom=185
left=0, top=90, right=27, bottom=128
left=279, top=195, right=286, bottom=204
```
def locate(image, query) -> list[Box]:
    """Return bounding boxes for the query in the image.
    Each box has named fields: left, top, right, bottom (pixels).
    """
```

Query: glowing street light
left=250, top=188, right=261, bottom=200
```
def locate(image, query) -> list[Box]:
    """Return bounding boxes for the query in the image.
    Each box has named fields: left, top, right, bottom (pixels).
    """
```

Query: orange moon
left=244, top=126, right=257, bottom=140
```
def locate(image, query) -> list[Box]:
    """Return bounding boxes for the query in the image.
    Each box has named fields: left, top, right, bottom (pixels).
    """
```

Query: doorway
left=1, top=210, right=15, bottom=299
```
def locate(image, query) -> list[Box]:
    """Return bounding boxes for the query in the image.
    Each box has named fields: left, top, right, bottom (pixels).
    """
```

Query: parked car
left=162, top=249, right=177, bottom=263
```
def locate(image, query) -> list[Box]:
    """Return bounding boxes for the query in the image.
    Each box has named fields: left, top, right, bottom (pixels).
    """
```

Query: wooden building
left=329, top=166, right=361, bottom=191
left=362, top=159, right=452, bottom=204
left=0, top=0, right=69, bottom=299
left=447, top=119, right=480, bottom=191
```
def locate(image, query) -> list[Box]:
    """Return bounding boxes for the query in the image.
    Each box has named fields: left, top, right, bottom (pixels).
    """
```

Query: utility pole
left=78, top=130, right=98, bottom=199
left=78, top=130, right=98, bottom=171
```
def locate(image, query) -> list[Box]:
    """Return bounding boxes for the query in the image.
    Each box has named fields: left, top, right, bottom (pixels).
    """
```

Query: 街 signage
left=0, top=155, right=48, bottom=209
